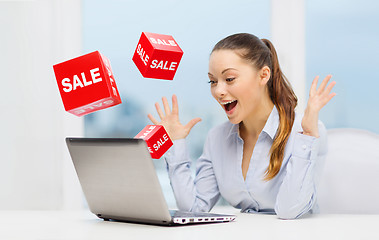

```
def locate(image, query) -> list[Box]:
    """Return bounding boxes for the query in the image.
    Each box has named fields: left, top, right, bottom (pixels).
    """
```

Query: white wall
left=271, top=0, right=306, bottom=112
left=0, top=0, right=83, bottom=210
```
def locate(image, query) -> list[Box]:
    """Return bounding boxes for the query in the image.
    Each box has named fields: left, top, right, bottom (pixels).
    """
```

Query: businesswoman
left=148, top=33, right=336, bottom=219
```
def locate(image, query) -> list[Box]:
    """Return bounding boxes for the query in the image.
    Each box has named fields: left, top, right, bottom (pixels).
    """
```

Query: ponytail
left=260, top=39, right=297, bottom=181
left=212, top=34, right=297, bottom=181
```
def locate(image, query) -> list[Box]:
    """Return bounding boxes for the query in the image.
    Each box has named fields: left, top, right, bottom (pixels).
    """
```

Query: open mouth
left=221, top=100, right=238, bottom=113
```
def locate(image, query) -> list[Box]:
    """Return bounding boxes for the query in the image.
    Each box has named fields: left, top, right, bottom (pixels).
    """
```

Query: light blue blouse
left=164, top=106, right=327, bottom=219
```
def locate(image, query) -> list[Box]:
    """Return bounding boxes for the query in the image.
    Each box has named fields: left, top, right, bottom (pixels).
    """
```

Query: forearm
left=275, top=155, right=317, bottom=219
left=165, top=139, right=197, bottom=211
left=164, top=139, right=220, bottom=212
left=275, top=129, right=327, bottom=219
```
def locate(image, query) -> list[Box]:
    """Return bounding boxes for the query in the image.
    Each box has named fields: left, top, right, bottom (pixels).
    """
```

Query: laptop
left=66, top=137, right=236, bottom=226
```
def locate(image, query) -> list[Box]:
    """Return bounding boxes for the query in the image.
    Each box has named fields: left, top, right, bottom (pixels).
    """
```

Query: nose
left=212, top=81, right=227, bottom=99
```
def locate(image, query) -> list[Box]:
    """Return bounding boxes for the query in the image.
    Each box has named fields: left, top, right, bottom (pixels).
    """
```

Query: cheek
left=238, top=85, right=260, bottom=106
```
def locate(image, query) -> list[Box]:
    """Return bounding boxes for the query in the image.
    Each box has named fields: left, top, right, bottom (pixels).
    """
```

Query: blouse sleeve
left=274, top=121, right=328, bottom=219
left=164, top=133, right=220, bottom=212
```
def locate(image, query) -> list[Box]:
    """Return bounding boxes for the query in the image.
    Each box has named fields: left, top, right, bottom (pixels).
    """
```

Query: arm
left=164, top=134, right=220, bottom=212
left=148, top=95, right=219, bottom=212
left=275, top=75, right=336, bottom=219
left=274, top=122, right=327, bottom=219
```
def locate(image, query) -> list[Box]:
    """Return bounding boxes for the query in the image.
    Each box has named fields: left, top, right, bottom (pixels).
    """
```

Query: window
left=306, top=0, right=379, bottom=134
left=83, top=0, right=270, bottom=207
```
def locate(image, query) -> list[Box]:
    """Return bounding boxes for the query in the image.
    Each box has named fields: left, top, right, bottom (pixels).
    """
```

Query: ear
left=259, top=66, right=271, bottom=86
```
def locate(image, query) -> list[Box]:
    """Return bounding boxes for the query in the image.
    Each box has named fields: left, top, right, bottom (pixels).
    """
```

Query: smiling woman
left=150, top=33, right=336, bottom=219
left=208, top=34, right=300, bottom=181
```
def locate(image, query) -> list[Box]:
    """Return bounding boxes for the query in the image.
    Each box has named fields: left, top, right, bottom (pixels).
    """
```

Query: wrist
left=302, top=132, right=319, bottom=138
left=302, top=109, right=320, bottom=137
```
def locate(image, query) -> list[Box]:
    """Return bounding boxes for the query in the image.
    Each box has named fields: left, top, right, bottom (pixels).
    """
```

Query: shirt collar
left=227, top=105, right=279, bottom=140
left=262, top=105, right=279, bottom=140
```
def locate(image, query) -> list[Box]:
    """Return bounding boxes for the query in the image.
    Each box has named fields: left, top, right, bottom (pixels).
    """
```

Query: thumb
left=185, top=117, right=202, bottom=131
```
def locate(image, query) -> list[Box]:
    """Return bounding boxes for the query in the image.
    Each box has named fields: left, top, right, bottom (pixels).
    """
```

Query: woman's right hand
left=147, top=94, right=202, bottom=141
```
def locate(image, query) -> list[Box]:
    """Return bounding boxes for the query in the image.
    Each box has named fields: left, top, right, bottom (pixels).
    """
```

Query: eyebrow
left=208, top=68, right=238, bottom=76
left=222, top=68, right=238, bottom=74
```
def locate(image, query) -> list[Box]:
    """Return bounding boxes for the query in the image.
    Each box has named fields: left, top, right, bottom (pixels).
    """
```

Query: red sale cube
left=132, top=32, right=183, bottom=80
left=135, top=125, right=173, bottom=159
left=53, top=51, right=122, bottom=117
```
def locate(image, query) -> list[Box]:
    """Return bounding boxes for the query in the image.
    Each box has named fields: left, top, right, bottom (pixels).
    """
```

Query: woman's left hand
left=302, top=75, right=336, bottom=138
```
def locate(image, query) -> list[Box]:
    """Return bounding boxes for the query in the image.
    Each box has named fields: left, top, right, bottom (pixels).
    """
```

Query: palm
left=307, top=75, right=336, bottom=111
left=148, top=95, right=201, bottom=141
left=302, top=75, right=336, bottom=137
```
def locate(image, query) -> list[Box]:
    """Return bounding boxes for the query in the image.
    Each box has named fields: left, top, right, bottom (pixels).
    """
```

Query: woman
left=148, top=33, right=336, bottom=219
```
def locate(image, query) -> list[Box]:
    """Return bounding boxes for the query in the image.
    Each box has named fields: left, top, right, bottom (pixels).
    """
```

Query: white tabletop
left=1, top=208, right=378, bottom=240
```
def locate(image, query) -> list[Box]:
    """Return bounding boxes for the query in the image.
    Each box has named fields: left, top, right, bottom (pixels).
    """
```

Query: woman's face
left=208, top=49, right=269, bottom=124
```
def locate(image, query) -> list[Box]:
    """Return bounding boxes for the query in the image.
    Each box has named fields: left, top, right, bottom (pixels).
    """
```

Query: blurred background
left=0, top=0, right=378, bottom=210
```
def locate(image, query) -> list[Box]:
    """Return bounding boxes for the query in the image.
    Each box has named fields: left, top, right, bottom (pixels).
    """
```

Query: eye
left=226, top=77, right=235, bottom=82
left=208, top=80, right=217, bottom=85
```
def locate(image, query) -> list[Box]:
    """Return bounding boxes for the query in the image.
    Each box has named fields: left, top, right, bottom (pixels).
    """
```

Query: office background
left=0, top=0, right=378, bottom=210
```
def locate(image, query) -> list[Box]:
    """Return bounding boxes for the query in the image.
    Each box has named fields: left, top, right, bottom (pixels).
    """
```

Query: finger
left=162, top=96, right=171, bottom=115
left=155, top=102, right=165, bottom=120
left=172, top=94, right=179, bottom=115
left=325, top=92, right=337, bottom=104
left=324, top=81, right=336, bottom=96
left=317, top=75, right=332, bottom=94
left=319, top=92, right=337, bottom=108
left=147, top=113, right=159, bottom=125
left=310, top=76, right=319, bottom=96
left=185, top=118, right=202, bottom=131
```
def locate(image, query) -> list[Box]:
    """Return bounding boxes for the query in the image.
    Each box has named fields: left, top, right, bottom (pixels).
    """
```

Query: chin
left=227, top=115, right=242, bottom=125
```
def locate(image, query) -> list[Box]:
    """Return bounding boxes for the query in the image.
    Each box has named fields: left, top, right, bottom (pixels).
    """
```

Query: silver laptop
left=66, top=137, right=236, bottom=226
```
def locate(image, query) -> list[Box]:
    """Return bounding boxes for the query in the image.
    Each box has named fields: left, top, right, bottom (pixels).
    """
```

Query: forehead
left=209, top=49, right=250, bottom=74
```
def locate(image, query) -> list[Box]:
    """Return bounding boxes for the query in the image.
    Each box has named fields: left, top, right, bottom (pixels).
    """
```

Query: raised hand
left=302, top=75, right=336, bottom=138
left=148, top=94, right=202, bottom=141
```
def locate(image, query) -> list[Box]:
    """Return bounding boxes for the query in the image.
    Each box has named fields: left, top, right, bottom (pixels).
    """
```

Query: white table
left=1, top=208, right=378, bottom=240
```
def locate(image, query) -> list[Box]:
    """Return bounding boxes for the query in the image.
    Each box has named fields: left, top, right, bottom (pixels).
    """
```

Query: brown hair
left=212, top=33, right=298, bottom=181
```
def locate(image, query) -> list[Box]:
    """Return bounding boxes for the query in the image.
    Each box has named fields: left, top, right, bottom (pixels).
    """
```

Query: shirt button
left=302, top=144, right=307, bottom=150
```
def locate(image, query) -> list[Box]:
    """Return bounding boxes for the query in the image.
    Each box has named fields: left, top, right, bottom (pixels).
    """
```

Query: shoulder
left=208, top=121, right=235, bottom=139
left=207, top=121, right=238, bottom=143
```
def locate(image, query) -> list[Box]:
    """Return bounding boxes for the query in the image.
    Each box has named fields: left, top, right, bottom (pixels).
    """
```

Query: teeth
left=220, top=100, right=237, bottom=105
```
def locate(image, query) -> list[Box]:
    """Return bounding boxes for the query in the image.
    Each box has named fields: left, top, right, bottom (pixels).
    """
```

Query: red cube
left=135, top=125, right=173, bottom=159
left=53, top=51, right=122, bottom=117
left=132, top=32, right=183, bottom=80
